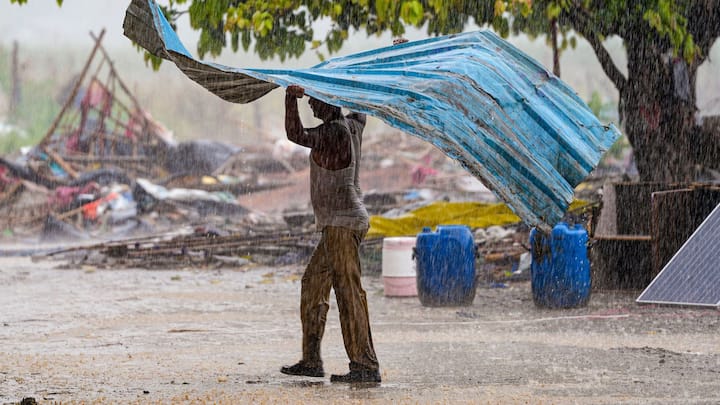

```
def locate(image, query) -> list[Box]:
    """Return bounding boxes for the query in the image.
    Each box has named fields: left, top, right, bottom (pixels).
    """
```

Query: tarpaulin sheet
left=368, top=201, right=520, bottom=239
left=367, top=200, right=591, bottom=238
left=123, top=0, right=621, bottom=232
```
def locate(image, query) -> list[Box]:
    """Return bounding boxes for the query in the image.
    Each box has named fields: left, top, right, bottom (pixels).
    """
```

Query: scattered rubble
left=0, top=32, right=292, bottom=244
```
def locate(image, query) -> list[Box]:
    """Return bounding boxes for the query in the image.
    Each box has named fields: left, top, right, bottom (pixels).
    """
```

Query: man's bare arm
left=285, top=85, right=321, bottom=148
left=285, top=85, right=305, bottom=144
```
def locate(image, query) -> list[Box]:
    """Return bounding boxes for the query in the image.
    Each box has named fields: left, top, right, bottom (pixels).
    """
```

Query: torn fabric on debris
left=123, top=0, right=621, bottom=232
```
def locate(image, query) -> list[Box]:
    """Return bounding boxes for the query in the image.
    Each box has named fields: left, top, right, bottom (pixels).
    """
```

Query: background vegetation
left=0, top=46, right=60, bottom=154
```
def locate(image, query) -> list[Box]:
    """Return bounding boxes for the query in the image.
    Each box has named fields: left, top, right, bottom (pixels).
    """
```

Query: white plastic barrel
left=382, top=237, right=418, bottom=296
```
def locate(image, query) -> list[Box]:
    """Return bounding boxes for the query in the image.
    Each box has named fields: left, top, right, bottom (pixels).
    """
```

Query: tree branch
left=688, top=1, right=720, bottom=58
left=565, top=2, right=628, bottom=93
left=584, top=30, right=628, bottom=93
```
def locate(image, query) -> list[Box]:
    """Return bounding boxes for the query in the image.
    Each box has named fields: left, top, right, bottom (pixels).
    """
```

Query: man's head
left=308, top=97, right=341, bottom=122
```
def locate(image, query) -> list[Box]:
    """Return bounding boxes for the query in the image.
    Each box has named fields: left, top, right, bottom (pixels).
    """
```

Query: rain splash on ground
left=1, top=255, right=719, bottom=404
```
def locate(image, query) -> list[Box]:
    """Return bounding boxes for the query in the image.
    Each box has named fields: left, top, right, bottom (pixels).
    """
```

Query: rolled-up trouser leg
left=300, top=230, right=333, bottom=368
left=326, top=226, right=379, bottom=372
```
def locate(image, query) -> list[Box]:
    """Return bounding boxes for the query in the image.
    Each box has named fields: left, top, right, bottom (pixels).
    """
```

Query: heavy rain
left=1, top=1, right=719, bottom=404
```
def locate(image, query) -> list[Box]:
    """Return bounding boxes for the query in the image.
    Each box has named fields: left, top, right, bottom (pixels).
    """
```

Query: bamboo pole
left=9, top=41, right=20, bottom=120
left=39, top=29, right=106, bottom=148
left=90, top=32, right=143, bottom=113
left=37, top=29, right=107, bottom=180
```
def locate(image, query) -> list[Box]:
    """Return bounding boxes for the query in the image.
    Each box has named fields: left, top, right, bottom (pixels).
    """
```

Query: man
left=280, top=84, right=381, bottom=383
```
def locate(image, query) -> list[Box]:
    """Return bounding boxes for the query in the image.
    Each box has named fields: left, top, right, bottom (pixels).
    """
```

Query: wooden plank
left=651, top=186, right=720, bottom=278
left=43, top=147, right=80, bottom=179
left=613, top=182, right=685, bottom=235
left=61, top=155, right=149, bottom=163
left=590, top=236, right=653, bottom=290
left=593, top=235, right=652, bottom=242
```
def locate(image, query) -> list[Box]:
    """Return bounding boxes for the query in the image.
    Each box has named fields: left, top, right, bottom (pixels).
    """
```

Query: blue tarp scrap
left=123, top=0, right=621, bottom=232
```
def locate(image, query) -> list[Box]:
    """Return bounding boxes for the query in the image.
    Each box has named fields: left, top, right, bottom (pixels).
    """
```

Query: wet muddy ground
left=1, top=255, right=719, bottom=404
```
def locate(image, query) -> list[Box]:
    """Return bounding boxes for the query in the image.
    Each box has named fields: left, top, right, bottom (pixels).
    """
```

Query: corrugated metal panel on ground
left=124, top=0, right=621, bottom=232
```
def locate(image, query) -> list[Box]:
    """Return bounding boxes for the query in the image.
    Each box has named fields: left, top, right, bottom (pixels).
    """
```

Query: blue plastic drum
left=529, top=222, right=591, bottom=308
left=415, top=225, right=476, bottom=306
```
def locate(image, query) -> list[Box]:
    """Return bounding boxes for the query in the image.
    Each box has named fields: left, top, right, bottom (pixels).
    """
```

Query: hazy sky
left=1, top=1, right=138, bottom=48
left=0, top=0, right=423, bottom=69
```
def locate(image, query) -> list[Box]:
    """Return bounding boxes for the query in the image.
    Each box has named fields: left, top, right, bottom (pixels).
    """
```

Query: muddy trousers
left=300, top=226, right=379, bottom=372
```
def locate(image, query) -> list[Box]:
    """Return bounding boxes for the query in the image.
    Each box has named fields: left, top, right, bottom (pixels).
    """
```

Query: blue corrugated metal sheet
left=124, top=0, right=621, bottom=232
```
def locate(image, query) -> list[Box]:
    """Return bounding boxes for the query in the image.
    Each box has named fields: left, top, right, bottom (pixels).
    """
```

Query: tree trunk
left=620, top=37, right=717, bottom=183
left=550, top=18, right=560, bottom=77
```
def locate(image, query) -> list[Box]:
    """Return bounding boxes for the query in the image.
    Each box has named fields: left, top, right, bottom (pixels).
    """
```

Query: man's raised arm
left=285, top=85, right=307, bottom=145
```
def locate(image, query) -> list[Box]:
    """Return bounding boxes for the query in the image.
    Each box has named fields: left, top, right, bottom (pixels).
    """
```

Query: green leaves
left=10, top=0, right=64, bottom=5
left=546, top=2, right=562, bottom=19
left=375, top=0, right=391, bottom=25
left=8, top=0, right=708, bottom=66
left=400, top=1, right=424, bottom=25
left=493, top=16, right=510, bottom=38
left=494, top=0, right=507, bottom=16
left=188, top=0, right=229, bottom=29
left=643, top=0, right=698, bottom=61
left=251, top=11, right=273, bottom=35
left=143, top=50, right=163, bottom=71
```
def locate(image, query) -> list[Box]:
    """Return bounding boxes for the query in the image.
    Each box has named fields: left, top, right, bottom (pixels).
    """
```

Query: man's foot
left=280, top=362, right=324, bottom=377
left=330, top=369, right=381, bottom=383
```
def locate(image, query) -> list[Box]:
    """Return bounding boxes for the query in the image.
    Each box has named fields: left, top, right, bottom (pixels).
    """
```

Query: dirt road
left=1, top=256, right=718, bottom=404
